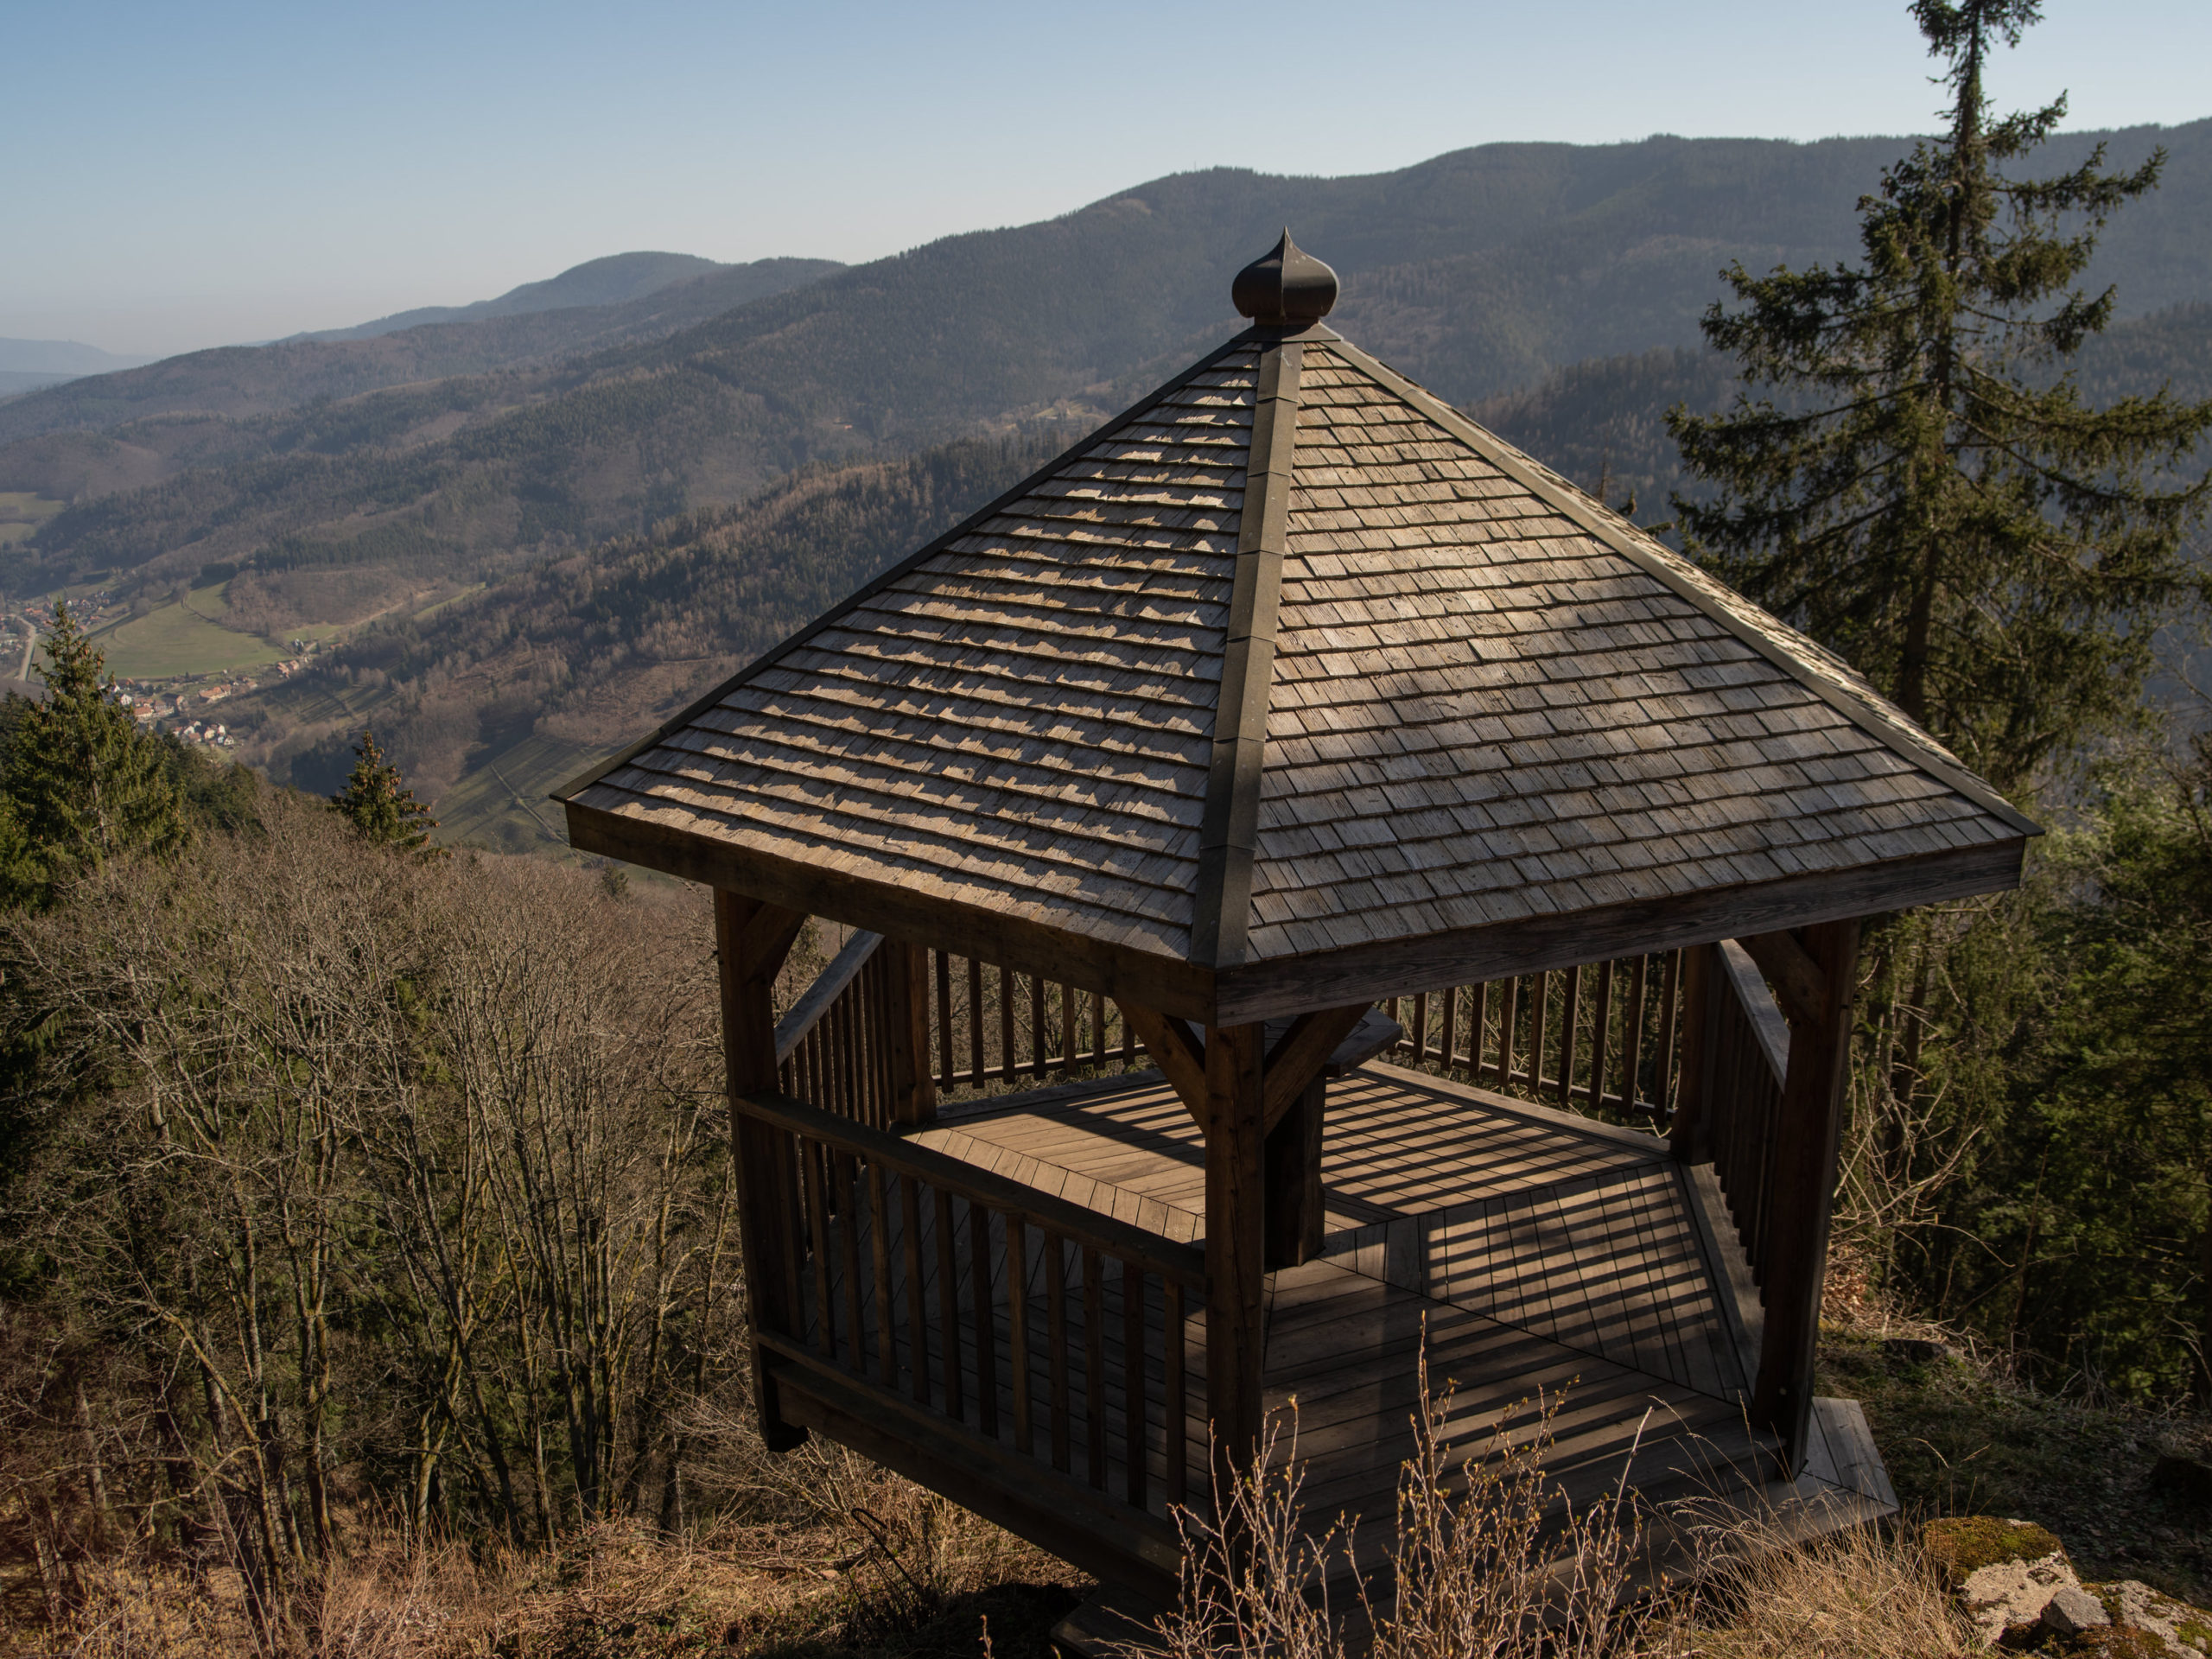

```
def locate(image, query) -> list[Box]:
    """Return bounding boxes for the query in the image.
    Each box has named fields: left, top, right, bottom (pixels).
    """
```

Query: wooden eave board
left=567, top=346, right=1261, bottom=959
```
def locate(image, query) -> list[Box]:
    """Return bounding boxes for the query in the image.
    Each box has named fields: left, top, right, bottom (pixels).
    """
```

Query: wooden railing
left=736, top=1089, right=1207, bottom=1518
left=922, top=950, right=1145, bottom=1097
left=775, top=931, right=909, bottom=1130
left=1382, top=949, right=1687, bottom=1122
left=1701, top=939, right=1791, bottom=1293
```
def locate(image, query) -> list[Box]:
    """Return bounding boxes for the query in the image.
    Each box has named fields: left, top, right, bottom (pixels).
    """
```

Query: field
left=0, top=493, right=62, bottom=549
left=89, top=580, right=289, bottom=679
left=430, top=730, right=603, bottom=853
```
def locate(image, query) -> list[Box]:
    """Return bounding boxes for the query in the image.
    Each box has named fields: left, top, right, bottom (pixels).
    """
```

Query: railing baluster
left=998, top=965, right=1017, bottom=1084
left=970, top=1200, right=998, bottom=1439
left=1411, top=991, right=1429, bottom=1062
left=1059, top=982, right=1075, bottom=1074
left=1529, top=969, right=1551, bottom=1090
left=838, top=1154, right=865, bottom=1369
left=1590, top=960, right=1615, bottom=1111
left=935, top=950, right=954, bottom=1090
left=1624, top=953, right=1651, bottom=1109
left=1122, top=1258, right=1147, bottom=1508
left=1046, top=1231, right=1071, bottom=1473
left=1030, top=972, right=1047, bottom=1079
left=1470, top=981, right=1490, bottom=1078
left=804, top=1142, right=835, bottom=1359
left=1165, top=1280, right=1186, bottom=1508
left=1557, top=964, right=1581, bottom=1107
left=967, top=956, right=985, bottom=1084
left=1655, top=948, right=1682, bottom=1116
left=1007, top=1215, right=1033, bottom=1456
left=1499, top=974, right=1521, bottom=1085
left=934, top=1186, right=963, bottom=1420
left=902, top=1173, right=929, bottom=1403
left=869, top=1162, right=896, bottom=1389
left=1440, top=982, right=1459, bottom=1070
left=1083, top=1245, right=1106, bottom=1491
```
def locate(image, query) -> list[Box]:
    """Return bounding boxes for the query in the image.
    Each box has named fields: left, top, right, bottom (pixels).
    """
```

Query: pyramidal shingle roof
left=561, top=236, right=2033, bottom=1010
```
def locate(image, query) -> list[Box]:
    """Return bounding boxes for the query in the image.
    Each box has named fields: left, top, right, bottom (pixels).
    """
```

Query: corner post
left=1751, top=917, right=1863, bottom=1470
left=881, top=939, right=938, bottom=1128
left=1669, top=943, right=1719, bottom=1165
left=1203, top=1020, right=1268, bottom=1497
left=715, top=888, right=810, bottom=1451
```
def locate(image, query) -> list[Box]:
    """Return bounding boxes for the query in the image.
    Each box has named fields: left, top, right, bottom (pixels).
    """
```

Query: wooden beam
left=734, top=901, right=810, bottom=984
left=1211, top=837, right=2024, bottom=1026
left=881, top=939, right=937, bottom=1128
left=1202, top=1021, right=1267, bottom=1493
left=1117, top=999, right=1209, bottom=1122
left=715, top=888, right=810, bottom=1451
left=1737, top=927, right=1826, bottom=1028
left=1751, top=916, right=1863, bottom=1473
left=1261, top=1005, right=1370, bottom=1131
left=567, top=798, right=1217, bottom=1023
left=1262, top=1076, right=1326, bottom=1270
left=1669, top=944, right=1719, bottom=1165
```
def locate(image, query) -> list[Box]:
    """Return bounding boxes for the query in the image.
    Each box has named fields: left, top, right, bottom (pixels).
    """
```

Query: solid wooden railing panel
left=1706, top=939, right=1790, bottom=1295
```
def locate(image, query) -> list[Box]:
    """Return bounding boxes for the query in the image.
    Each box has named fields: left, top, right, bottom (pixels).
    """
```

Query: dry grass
left=7, top=1446, right=1084, bottom=1659
left=1654, top=1515, right=1974, bottom=1659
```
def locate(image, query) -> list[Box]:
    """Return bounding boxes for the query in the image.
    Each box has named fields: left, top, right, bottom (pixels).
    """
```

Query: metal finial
left=1231, top=229, right=1338, bottom=326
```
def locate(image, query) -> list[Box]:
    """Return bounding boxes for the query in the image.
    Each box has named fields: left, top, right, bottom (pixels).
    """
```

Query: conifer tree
left=329, top=728, right=441, bottom=855
left=1669, top=0, right=2212, bottom=792
left=0, top=602, right=188, bottom=905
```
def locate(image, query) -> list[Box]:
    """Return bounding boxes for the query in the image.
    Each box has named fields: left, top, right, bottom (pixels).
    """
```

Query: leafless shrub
left=1135, top=1345, right=1649, bottom=1659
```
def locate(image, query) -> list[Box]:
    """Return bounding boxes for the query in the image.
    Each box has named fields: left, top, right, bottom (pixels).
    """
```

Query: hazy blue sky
left=9, top=0, right=2209, bottom=357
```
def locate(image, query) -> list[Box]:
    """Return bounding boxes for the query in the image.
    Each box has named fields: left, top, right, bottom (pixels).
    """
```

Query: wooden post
left=715, top=888, right=810, bottom=1452
left=881, top=939, right=938, bottom=1128
left=1262, top=1075, right=1326, bottom=1269
left=1751, top=918, right=1862, bottom=1471
left=1203, top=1020, right=1268, bottom=1497
left=1669, top=944, right=1718, bottom=1165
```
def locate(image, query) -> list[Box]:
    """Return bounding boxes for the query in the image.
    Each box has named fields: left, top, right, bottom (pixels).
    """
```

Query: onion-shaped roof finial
left=1231, top=229, right=1338, bottom=326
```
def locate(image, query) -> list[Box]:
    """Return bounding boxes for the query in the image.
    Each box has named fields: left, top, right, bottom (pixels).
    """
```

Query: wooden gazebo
left=556, top=233, right=2036, bottom=1600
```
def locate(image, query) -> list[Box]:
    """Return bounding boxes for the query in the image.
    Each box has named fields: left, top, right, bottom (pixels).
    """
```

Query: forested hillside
left=231, top=429, right=1076, bottom=838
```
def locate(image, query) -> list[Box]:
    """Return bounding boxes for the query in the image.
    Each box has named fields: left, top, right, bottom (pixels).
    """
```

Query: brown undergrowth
left=6, top=1441, right=1084, bottom=1659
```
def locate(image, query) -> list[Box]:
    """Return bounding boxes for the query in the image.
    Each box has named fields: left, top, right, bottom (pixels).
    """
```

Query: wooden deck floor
left=910, top=1061, right=1891, bottom=1545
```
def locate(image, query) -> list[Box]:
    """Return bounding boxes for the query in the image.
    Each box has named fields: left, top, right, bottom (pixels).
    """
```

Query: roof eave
left=563, top=798, right=1220, bottom=1025
left=1213, top=835, right=2029, bottom=1027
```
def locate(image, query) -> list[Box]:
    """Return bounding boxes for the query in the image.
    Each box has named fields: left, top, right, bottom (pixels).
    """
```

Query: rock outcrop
left=1922, top=1517, right=2212, bottom=1656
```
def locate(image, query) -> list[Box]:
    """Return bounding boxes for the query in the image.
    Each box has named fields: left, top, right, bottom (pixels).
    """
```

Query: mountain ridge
left=288, top=251, right=737, bottom=342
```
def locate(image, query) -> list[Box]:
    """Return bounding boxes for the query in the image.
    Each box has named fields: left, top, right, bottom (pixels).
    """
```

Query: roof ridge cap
left=1313, top=337, right=2041, bottom=841
left=1191, top=336, right=1306, bottom=969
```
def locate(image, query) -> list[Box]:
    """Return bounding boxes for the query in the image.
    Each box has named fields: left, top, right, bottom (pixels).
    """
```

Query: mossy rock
left=1923, top=1516, right=2068, bottom=1589
left=2073, top=1629, right=2178, bottom=1659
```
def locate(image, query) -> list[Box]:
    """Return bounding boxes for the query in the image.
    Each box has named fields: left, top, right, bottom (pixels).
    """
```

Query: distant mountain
left=0, top=256, right=844, bottom=446
left=292, top=251, right=730, bottom=341
left=10, top=120, right=2212, bottom=647
left=0, top=372, right=84, bottom=399
left=0, top=337, right=156, bottom=376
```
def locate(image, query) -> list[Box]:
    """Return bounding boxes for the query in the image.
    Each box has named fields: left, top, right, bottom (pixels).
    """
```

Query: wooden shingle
left=560, top=311, right=2032, bottom=1018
